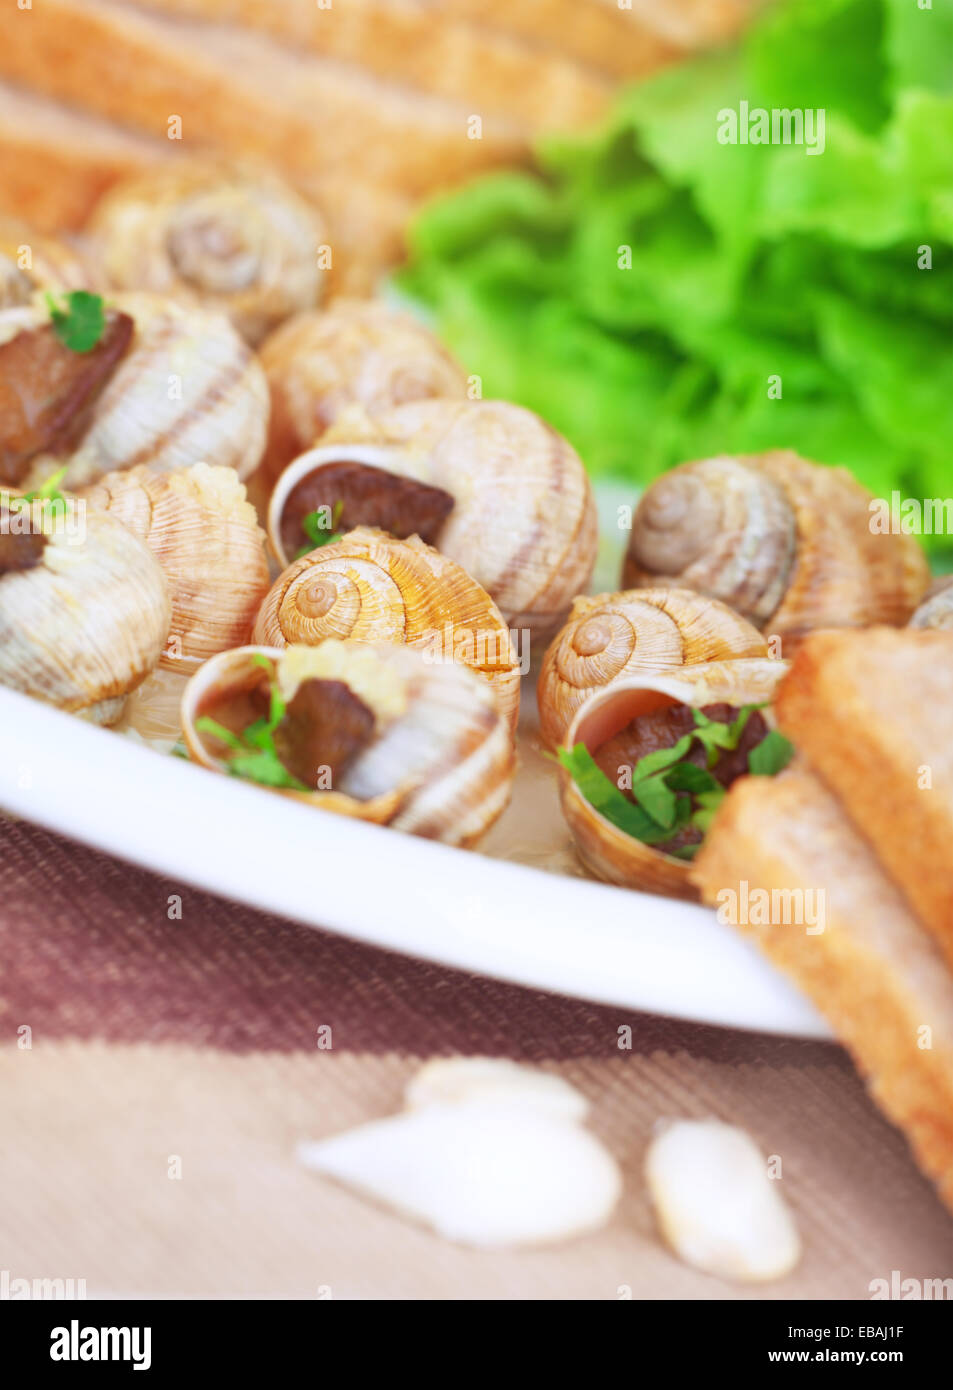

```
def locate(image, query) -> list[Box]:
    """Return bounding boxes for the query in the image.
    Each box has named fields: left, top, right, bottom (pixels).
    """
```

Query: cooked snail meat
left=275, top=455, right=455, bottom=559
left=0, top=308, right=133, bottom=484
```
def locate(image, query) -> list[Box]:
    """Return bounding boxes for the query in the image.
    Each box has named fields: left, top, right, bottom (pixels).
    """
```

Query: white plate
left=0, top=683, right=831, bottom=1039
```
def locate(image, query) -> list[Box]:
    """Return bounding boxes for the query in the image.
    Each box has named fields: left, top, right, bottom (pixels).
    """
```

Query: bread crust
left=692, top=767, right=953, bottom=1214
left=776, top=629, right=953, bottom=956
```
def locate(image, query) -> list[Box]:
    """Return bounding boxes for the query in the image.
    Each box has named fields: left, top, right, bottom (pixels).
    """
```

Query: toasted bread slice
left=692, top=767, right=953, bottom=1215
left=0, top=0, right=525, bottom=198
left=776, top=629, right=953, bottom=956
left=0, top=84, right=409, bottom=295
left=121, top=0, right=612, bottom=130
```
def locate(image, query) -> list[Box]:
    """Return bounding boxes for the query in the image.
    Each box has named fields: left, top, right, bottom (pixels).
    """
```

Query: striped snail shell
left=252, top=526, right=521, bottom=732
left=623, top=452, right=930, bottom=654
left=0, top=497, right=170, bottom=723
left=537, top=588, right=770, bottom=750
left=181, top=641, right=515, bottom=847
left=558, top=658, right=789, bottom=899
left=258, top=299, right=468, bottom=490
left=909, top=575, right=953, bottom=632
left=89, top=162, right=327, bottom=346
left=83, top=462, right=269, bottom=670
left=268, top=397, right=598, bottom=640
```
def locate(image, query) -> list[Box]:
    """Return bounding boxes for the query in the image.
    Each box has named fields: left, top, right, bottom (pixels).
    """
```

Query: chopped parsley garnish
left=296, top=500, right=344, bottom=559
left=195, top=653, right=309, bottom=792
left=45, top=290, right=107, bottom=354
left=558, top=703, right=794, bottom=860
left=20, top=466, right=70, bottom=507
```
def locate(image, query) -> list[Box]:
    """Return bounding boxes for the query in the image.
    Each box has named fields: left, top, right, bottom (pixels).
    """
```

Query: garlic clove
left=298, top=1100, right=621, bottom=1249
left=644, top=1119, right=801, bottom=1283
left=405, top=1057, right=589, bottom=1124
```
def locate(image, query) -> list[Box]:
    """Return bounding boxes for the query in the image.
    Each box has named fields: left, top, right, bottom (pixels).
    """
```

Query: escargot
left=257, top=299, right=468, bottom=491
left=89, top=162, right=327, bottom=346
left=910, top=575, right=953, bottom=632
left=268, top=398, right=598, bottom=639
left=622, top=452, right=930, bottom=654
left=0, top=216, right=90, bottom=308
left=0, top=291, right=269, bottom=493
left=253, top=526, right=521, bottom=731
left=557, top=658, right=789, bottom=899
left=537, top=588, right=770, bottom=751
left=84, top=462, right=269, bottom=669
left=0, top=492, right=170, bottom=723
left=181, top=641, right=515, bottom=847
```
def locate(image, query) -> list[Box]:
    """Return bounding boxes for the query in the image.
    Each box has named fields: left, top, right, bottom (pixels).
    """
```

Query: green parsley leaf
left=226, top=749, right=309, bottom=791
left=557, top=744, right=683, bottom=845
left=46, top=290, right=106, bottom=354
left=631, top=770, right=679, bottom=830
left=297, top=500, right=344, bottom=557
left=630, top=733, right=694, bottom=783
left=194, top=657, right=309, bottom=792
left=748, top=728, right=795, bottom=776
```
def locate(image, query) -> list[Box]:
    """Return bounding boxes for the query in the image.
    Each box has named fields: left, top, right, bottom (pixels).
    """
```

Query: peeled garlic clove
left=0, top=500, right=170, bottom=721
left=623, top=452, right=930, bottom=654
left=84, top=462, right=269, bottom=669
left=275, top=397, right=599, bottom=640
left=181, top=639, right=515, bottom=846
left=537, top=587, right=769, bottom=751
left=89, top=162, right=327, bottom=345
left=558, top=658, right=788, bottom=898
left=0, top=216, right=91, bottom=308
left=298, top=1100, right=621, bottom=1249
left=405, top=1058, right=589, bottom=1123
left=257, top=299, right=468, bottom=490
left=253, top=526, right=521, bottom=731
left=645, top=1119, right=801, bottom=1283
left=910, top=575, right=953, bottom=632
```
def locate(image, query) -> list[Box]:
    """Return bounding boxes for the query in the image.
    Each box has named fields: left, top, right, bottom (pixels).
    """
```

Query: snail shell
left=5, top=292, right=269, bottom=492
left=181, top=641, right=515, bottom=847
left=0, top=497, right=170, bottom=723
left=909, top=575, right=953, bottom=632
left=257, top=299, right=468, bottom=491
left=89, top=162, right=327, bottom=346
left=622, top=452, right=930, bottom=653
left=83, top=462, right=269, bottom=670
left=0, top=216, right=90, bottom=308
left=537, top=588, right=770, bottom=750
left=268, top=398, right=598, bottom=639
left=252, top=526, right=521, bottom=732
left=558, top=658, right=789, bottom=899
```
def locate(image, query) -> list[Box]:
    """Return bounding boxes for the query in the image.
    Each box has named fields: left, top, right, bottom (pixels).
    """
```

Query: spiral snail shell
left=558, top=658, right=789, bottom=899
left=83, top=462, right=269, bottom=670
left=268, top=398, right=598, bottom=639
left=622, top=452, right=930, bottom=653
left=257, top=299, right=468, bottom=491
left=909, top=575, right=953, bottom=632
left=0, top=216, right=90, bottom=308
left=537, top=588, right=770, bottom=751
left=181, top=641, right=515, bottom=847
left=252, top=526, right=521, bottom=731
left=1, top=292, right=269, bottom=493
left=0, top=494, right=170, bottom=723
left=89, top=162, right=327, bottom=346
